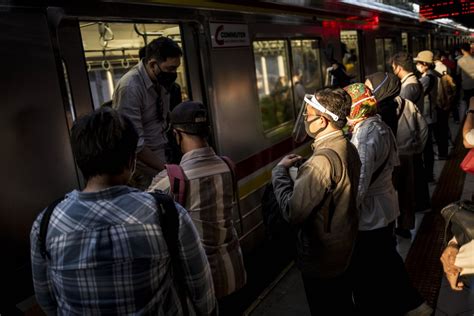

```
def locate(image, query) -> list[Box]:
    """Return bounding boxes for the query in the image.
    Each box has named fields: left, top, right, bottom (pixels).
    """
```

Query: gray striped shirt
left=149, top=147, right=247, bottom=298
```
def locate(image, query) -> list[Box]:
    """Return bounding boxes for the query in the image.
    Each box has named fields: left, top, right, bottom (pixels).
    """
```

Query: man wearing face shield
left=113, top=37, right=182, bottom=189
left=272, top=89, right=361, bottom=315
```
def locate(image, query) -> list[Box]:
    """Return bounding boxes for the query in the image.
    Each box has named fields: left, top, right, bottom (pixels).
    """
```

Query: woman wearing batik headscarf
left=344, top=83, right=432, bottom=315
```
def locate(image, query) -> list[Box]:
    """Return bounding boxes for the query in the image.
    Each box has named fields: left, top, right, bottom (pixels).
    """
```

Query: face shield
left=292, top=94, right=340, bottom=143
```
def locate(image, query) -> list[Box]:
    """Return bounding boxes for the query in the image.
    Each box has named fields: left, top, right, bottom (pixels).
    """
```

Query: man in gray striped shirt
left=113, top=37, right=182, bottom=189
left=149, top=101, right=247, bottom=315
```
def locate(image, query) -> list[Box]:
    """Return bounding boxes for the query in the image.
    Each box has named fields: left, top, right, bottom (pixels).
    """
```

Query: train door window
left=402, top=32, right=409, bottom=53
left=290, top=39, right=322, bottom=111
left=375, top=38, right=395, bottom=72
left=340, top=30, right=361, bottom=82
left=79, top=22, right=189, bottom=109
left=253, top=40, right=294, bottom=132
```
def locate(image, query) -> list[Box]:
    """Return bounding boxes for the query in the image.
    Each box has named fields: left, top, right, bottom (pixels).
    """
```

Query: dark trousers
left=394, top=155, right=416, bottom=230
left=423, top=124, right=435, bottom=179
left=351, top=223, right=424, bottom=315
left=434, top=108, right=450, bottom=157
left=413, top=152, right=431, bottom=213
left=301, top=270, right=354, bottom=316
left=218, top=290, right=242, bottom=316
left=463, top=88, right=474, bottom=105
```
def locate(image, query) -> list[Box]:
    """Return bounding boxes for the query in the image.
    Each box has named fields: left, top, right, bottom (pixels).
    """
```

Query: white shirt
left=434, top=60, right=448, bottom=75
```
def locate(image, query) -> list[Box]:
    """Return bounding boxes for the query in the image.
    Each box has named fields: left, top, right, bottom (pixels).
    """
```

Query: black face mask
left=155, top=64, right=177, bottom=90
left=304, top=116, right=326, bottom=139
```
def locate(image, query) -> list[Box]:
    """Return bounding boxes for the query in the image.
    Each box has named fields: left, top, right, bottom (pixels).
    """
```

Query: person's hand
left=469, top=96, right=474, bottom=111
left=440, top=244, right=464, bottom=291
left=277, top=154, right=303, bottom=169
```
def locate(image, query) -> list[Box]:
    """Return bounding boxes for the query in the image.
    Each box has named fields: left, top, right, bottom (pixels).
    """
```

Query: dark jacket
left=272, top=131, right=361, bottom=278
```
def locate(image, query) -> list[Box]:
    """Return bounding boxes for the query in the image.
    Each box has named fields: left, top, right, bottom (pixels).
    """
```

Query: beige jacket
left=272, top=130, right=361, bottom=278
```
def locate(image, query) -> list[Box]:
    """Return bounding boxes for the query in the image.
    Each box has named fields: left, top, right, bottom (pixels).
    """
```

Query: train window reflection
left=340, top=31, right=361, bottom=82
left=79, top=22, right=189, bottom=109
left=291, top=39, right=323, bottom=112
left=375, top=37, right=396, bottom=72
left=253, top=40, right=294, bottom=132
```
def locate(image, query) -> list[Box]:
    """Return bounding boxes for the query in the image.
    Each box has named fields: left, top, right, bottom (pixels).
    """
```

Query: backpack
left=436, top=72, right=457, bottom=111
left=395, top=96, right=428, bottom=155
left=38, top=191, right=193, bottom=314
left=165, top=156, right=244, bottom=234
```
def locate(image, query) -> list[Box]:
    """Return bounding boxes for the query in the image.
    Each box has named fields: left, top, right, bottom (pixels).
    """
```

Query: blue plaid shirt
left=30, top=186, right=216, bottom=315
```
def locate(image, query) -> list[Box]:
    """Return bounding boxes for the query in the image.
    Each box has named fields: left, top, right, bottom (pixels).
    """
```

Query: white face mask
left=416, top=64, right=424, bottom=73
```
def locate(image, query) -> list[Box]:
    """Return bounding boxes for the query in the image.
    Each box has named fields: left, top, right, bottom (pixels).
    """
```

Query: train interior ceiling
left=79, top=22, right=189, bottom=108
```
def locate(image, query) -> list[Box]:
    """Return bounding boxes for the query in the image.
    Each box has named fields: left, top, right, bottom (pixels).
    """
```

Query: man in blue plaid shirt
left=30, top=108, right=216, bottom=315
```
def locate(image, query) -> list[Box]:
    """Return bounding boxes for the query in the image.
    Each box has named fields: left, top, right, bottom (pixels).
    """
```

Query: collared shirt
left=149, top=147, right=247, bottom=298
left=30, top=186, right=216, bottom=315
left=457, top=55, right=474, bottom=90
left=113, top=61, right=170, bottom=159
left=351, top=116, right=400, bottom=231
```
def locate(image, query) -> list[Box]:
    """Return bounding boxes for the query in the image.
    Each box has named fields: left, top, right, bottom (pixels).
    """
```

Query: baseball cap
left=170, top=101, right=209, bottom=135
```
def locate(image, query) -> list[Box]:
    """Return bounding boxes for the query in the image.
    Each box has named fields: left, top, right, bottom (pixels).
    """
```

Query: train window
left=290, top=39, right=323, bottom=111
left=402, top=32, right=409, bottom=53
left=253, top=40, right=294, bottom=132
left=340, top=31, right=361, bottom=82
left=79, top=22, right=189, bottom=109
left=375, top=38, right=396, bottom=73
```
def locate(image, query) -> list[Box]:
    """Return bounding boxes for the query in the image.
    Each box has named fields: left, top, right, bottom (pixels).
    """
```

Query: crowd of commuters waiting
left=29, top=35, right=473, bottom=315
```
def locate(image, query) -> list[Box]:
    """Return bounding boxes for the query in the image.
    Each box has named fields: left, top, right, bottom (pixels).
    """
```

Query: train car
left=0, top=1, right=470, bottom=314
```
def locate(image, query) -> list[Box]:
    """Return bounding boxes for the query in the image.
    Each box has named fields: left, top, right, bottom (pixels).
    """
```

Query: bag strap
left=315, top=148, right=343, bottom=233
left=39, top=197, right=64, bottom=259
left=396, top=97, right=406, bottom=121
left=220, top=156, right=245, bottom=235
left=165, top=164, right=187, bottom=205
left=149, top=191, right=190, bottom=315
left=370, top=151, right=390, bottom=185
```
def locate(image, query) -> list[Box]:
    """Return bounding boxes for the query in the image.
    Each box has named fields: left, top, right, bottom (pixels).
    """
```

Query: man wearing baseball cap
left=148, top=101, right=246, bottom=315
left=272, top=88, right=361, bottom=315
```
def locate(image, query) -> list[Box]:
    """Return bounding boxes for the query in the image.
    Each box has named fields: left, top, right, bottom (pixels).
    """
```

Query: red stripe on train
left=234, top=137, right=306, bottom=180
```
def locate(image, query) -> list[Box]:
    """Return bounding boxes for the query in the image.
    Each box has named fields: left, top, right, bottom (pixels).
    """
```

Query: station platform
left=245, top=118, right=474, bottom=316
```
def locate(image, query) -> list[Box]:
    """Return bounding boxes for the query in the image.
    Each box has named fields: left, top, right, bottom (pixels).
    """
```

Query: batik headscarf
left=343, top=83, right=377, bottom=125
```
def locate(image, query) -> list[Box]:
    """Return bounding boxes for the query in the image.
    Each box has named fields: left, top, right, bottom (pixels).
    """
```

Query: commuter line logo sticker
left=210, top=23, right=250, bottom=48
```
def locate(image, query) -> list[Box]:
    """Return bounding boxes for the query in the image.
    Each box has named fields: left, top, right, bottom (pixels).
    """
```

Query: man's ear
left=320, top=115, right=329, bottom=128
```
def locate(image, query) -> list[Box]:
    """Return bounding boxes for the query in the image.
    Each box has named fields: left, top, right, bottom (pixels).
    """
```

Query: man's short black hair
left=145, top=37, right=182, bottom=63
left=70, top=108, right=138, bottom=181
left=315, top=88, right=352, bottom=129
left=391, top=52, right=414, bottom=72
left=461, top=43, right=471, bottom=53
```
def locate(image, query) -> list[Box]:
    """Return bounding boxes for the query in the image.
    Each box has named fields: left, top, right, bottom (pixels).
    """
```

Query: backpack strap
left=165, top=164, right=187, bottom=205
left=370, top=152, right=390, bottom=186
left=39, top=197, right=64, bottom=259
left=220, top=156, right=244, bottom=235
left=149, top=191, right=190, bottom=315
left=315, top=148, right=343, bottom=233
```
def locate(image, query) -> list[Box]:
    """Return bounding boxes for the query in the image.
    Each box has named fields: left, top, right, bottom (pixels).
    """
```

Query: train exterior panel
left=0, top=1, right=470, bottom=313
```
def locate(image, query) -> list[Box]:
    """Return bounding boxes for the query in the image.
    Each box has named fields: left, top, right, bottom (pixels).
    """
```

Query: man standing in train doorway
left=271, top=89, right=361, bottom=315
left=113, top=37, right=182, bottom=190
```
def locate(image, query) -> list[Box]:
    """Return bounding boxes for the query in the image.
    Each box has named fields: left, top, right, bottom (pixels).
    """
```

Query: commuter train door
left=340, top=30, right=364, bottom=82
left=47, top=8, right=207, bottom=187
